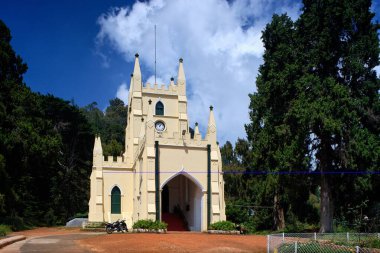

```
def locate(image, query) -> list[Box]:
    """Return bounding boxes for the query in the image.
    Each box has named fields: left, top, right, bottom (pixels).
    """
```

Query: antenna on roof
left=154, top=24, right=157, bottom=85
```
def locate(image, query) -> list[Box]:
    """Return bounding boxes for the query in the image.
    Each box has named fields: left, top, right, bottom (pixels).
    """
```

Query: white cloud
left=146, top=75, right=165, bottom=86
left=116, top=82, right=129, bottom=104
left=375, top=66, right=380, bottom=78
left=97, top=0, right=301, bottom=144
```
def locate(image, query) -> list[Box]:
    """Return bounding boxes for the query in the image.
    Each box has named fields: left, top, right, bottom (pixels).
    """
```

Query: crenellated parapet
left=142, top=83, right=178, bottom=95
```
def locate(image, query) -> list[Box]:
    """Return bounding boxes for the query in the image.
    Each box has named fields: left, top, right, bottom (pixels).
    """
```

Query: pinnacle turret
left=93, top=135, right=103, bottom=167
left=93, top=136, right=103, bottom=155
left=132, top=53, right=142, bottom=92
left=207, top=106, right=217, bottom=143
left=177, top=58, right=186, bottom=95
left=194, top=122, right=200, bottom=135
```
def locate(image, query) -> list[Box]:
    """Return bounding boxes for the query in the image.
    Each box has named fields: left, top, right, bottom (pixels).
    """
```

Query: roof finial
left=135, top=53, right=139, bottom=58
left=210, top=105, right=213, bottom=111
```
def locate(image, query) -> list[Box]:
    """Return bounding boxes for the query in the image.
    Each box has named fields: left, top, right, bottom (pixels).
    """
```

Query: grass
left=278, top=242, right=355, bottom=253
left=0, top=224, right=11, bottom=236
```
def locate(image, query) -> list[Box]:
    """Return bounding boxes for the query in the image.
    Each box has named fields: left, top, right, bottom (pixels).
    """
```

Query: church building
left=88, top=54, right=226, bottom=231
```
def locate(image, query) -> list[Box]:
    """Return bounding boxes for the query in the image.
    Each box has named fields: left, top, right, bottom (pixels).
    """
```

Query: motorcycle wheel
left=106, top=226, right=113, bottom=234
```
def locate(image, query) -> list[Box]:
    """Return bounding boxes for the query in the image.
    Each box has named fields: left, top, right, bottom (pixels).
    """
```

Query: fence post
left=314, top=232, right=316, bottom=241
left=282, top=232, right=285, bottom=242
left=294, top=241, right=297, bottom=253
left=347, top=232, right=350, bottom=243
left=356, top=246, right=359, bottom=253
left=267, top=235, right=270, bottom=253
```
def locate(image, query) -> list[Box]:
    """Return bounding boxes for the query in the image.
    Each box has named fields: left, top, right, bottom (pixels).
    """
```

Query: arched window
left=155, top=101, right=164, bottom=115
left=111, top=186, right=121, bottom=214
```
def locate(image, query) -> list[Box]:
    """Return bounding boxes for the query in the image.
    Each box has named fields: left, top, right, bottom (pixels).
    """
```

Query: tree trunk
left=320, top=173, right=334, bottom=232
left=274, top=192, right=285, bottom=230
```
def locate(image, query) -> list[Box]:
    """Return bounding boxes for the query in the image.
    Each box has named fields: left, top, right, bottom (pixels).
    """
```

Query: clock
left=155, top=121, right=165, bottom=132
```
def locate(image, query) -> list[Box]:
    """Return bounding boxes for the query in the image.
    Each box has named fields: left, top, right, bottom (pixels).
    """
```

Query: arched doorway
left=161, top=174, right=202, bottom=231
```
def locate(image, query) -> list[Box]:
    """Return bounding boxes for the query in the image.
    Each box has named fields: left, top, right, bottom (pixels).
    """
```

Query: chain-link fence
left=267, top=233, right=380, bottom=253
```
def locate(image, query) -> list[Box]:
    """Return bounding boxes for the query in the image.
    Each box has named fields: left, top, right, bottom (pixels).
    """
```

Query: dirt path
left=11, top=227, right=84, bottom=237
left=5, top=228, right=267, bottom=253
left=78, top=232, right=267, bottom=253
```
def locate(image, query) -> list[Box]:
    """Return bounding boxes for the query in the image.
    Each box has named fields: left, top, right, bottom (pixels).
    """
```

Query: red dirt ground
left=10, top=228, right=267, bottom=253
left=78, top=232, right=267, bottom=253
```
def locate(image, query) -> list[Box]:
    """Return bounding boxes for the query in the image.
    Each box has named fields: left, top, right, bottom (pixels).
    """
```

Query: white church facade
left=88, top=54, right=226, bottom=231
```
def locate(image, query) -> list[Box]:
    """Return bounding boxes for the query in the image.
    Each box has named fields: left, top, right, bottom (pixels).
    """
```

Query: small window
left=111, top=186, right=121, bottom=214
left=155, top=101, right=164, bottom=115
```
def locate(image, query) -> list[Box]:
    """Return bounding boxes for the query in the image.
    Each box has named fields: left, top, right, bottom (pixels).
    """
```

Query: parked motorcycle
left=105, top=219, right=128, bottom=234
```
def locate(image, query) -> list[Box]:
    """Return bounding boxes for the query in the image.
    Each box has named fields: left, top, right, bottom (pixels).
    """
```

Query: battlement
left=142, top=83, right=178, bottom=95
left=155, top=130, right=209, bottom=147
left=102, top=155, right=126, bottom=167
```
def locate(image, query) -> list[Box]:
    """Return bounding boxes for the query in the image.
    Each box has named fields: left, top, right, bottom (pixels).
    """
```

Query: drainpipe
left=155, top=141, right=160, bottom=221
left=207, top=144, right=211, bottom=229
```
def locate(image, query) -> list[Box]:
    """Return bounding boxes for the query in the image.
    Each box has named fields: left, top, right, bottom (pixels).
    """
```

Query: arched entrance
left=161, top=174, right=202, bottom=231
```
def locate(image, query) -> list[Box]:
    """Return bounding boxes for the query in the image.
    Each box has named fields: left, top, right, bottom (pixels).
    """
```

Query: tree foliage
left=81, top=98, right=128, bottom=156
left=243, top=0, right=380, bottom=232
left=0, top=20, right=129, bottom=229
left=0, top=20, right=94, bottom=228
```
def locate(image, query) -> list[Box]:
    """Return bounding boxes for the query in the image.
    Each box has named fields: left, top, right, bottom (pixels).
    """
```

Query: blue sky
left=1, top=0, right=379, bottom=144
left=1, top=0, right=135, bottom=107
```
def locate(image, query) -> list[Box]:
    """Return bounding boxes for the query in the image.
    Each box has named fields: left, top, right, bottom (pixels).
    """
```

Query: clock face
left=155, top=121, right=165, bottom=132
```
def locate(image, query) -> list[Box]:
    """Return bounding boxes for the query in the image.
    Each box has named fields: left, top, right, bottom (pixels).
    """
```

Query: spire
left=93, top=136, right=103, bottom=166
left=132, top=53, right=142, bottom=92
left=177, top=58, right=186, bottom=95
left=93, top=136, right=103, bottom=155
left=170, top=77, right=175, bottom=86
left=207, top=106, right=217, bottom=143
left=194, top=122, right=200, bottom=135
left=194, top=122, right=201, bottom=141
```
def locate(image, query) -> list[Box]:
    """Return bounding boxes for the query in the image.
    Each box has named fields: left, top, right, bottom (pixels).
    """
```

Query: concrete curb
left=0, top=235, right=26, bottom=249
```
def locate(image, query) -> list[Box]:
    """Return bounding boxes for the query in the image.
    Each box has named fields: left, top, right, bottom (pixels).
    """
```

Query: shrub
left=369, top=238, right=380, bottom=249
left=132, top=219, right=167, bottom=230
left=2, top=215, right=27, bottom=231
left=44, top=208, right=57, bottom=226
left=74, top=212, right=88, bottom=218
left=0, top=224, right=11, bottom=236
left=209, top=221, right=236, bottom=231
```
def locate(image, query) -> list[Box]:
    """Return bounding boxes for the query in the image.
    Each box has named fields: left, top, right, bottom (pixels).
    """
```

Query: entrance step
left=162, top=212, right=188, bottom=231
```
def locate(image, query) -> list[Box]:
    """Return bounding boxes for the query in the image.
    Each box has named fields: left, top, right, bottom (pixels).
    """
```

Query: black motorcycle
left=105, top=219, right=128, bottom=234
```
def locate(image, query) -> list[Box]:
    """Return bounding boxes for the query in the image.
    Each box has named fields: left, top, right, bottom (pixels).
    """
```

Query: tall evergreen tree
left=295, top=0, right=380, bottom=232
left=247, top=0, right=380, bottom=232
left=246, top=14, right=311, bottom=230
